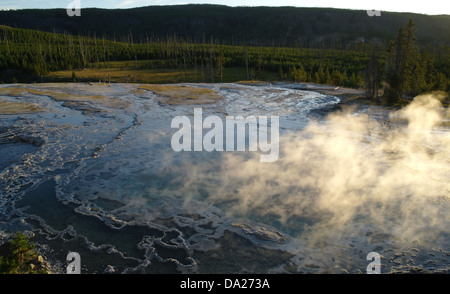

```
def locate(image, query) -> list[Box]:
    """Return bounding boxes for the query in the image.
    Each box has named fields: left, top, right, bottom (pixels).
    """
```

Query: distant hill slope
left=1, top=5, right=450, bottom=48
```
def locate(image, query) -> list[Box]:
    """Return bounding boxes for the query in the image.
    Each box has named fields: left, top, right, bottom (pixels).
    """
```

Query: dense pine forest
left=0, top=5, right=449, bottom=104
left=2, top=5, right=450, bottom=48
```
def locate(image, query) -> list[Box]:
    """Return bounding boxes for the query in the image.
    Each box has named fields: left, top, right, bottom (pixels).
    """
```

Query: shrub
left=0, top=232, right=49, bottom=274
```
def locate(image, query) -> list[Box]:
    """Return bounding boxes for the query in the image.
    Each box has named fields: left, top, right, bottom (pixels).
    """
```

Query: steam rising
left=2, top=83, right=448, bottom=273
left=180, top=93, right=449, bottom=247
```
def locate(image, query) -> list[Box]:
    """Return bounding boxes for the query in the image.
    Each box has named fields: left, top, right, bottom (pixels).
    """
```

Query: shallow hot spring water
left=0, top=83, right=448, bottom=274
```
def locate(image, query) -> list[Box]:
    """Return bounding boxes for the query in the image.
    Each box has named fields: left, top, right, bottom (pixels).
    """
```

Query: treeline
left=0, top=25, right=371, bottom=87
left=365, top=20, right=450, bottom=103
left=0, top=21, right=449, bottom=102
left=2, top=5, right=450, bottom=48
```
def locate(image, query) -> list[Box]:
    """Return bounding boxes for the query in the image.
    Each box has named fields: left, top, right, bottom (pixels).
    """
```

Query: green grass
left=45, top=61, right=280, bottom=85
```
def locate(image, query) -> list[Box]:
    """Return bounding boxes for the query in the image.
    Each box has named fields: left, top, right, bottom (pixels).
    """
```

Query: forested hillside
left=0, top=24, right=368, bottom=85
left=1, top=5, right=450, bottom=48
left=0, top=6, right=449, bottom=104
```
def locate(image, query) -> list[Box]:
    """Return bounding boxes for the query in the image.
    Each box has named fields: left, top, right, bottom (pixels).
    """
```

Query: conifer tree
left=385, top=19, right=418, bottom=103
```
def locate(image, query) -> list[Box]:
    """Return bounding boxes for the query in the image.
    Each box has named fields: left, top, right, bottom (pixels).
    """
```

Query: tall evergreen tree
left=365, top=47, right=383, bottom=100
left=385, top=19, right=418, bottom=103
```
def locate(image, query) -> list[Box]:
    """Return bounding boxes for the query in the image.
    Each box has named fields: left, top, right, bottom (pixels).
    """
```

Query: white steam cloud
left=178, top=93, right=449, bottom=247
